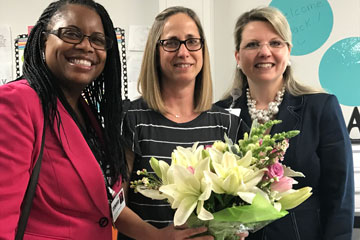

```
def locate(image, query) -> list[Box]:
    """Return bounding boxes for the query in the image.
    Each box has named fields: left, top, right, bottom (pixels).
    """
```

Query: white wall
left=0, top=0, right=159, bottom=48
left=213, top=0, right=269, bottom=100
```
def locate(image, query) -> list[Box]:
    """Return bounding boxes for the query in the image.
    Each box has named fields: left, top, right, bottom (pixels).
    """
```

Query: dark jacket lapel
left=271, top=92, right=304, bottom=134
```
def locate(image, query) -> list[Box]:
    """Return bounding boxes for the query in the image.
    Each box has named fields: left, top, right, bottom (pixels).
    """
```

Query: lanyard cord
left=97, top=157, right=114, bottom=202
left=72, top=104, right=114, bottom=203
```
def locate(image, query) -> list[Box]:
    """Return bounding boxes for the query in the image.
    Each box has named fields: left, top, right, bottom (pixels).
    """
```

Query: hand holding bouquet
left=131, top=120, right=312, bottom=239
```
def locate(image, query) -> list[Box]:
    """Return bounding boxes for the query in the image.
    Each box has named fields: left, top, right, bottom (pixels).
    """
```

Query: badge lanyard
left=97, top=161, right=125, bottom=223
left=75, top=101, right=126, bottom=223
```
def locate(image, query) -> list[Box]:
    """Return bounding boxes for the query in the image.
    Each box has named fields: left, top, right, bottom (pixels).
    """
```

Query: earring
left=42, top=51, right=45, bottom=61
left=287, top=60, right=291, bottom=66
left=236, top=64, right=241, bottom=69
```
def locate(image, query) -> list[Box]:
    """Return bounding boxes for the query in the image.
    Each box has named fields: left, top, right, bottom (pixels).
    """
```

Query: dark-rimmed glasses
left=46, top=27, right=113, bottom=51
left=158, top=38, right=203, bottom=52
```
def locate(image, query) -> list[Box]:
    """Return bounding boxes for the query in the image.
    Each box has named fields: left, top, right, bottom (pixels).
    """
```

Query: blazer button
left=98, top=217, right=109, bottom=227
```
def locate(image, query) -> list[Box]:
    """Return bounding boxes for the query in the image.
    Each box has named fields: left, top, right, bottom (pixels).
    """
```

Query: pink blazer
left=0, top=80, right=121, bottom=239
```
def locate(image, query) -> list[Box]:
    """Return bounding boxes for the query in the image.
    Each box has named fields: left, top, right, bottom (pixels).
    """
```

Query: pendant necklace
left=168, top=112, right=180, bottom=118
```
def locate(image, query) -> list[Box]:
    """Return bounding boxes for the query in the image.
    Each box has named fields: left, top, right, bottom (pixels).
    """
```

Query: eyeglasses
left=242, top=40, right=288, bottom=51
left=46, top=27, right=113, bottom=51
left=158, top=38, right=203, bottom=52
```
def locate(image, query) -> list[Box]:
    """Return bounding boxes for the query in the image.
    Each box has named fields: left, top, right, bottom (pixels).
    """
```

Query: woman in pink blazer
left=0, top=1, right=215, bottom=239
left=0, top=0, right=128, bottom=238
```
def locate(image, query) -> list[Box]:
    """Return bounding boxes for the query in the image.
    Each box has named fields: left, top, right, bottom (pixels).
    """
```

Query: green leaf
left=212, top=193, right=288, bottom=223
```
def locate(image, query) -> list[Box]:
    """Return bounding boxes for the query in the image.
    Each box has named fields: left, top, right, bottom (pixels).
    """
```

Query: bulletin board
left=115, top=27, right=128, bottom=100
left=14, top=34, right=27, bottom=78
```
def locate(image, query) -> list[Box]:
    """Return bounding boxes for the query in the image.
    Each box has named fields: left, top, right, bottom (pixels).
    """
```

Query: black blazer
left=216, top=91, right=354, bottom=240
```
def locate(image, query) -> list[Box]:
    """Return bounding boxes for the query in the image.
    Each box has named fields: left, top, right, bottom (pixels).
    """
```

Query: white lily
left=159, top=157, right=213, bottom=226
left=205, top=151, right=267, bottom=203
left=171, top=143, right=205, bottom=169
left=207, top=147, right=225, bottom=164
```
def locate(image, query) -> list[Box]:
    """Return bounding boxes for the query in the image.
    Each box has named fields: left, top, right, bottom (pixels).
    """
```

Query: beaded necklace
left=246, top=87, right=285, bottom=123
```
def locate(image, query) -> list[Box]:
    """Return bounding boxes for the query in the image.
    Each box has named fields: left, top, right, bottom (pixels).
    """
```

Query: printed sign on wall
left=270, top=0, right=360, bottom=142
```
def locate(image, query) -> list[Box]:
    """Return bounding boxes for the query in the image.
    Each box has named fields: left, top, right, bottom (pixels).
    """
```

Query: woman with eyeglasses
left=119, top=6, right=248, bottom=240
left=216, top=6, right=354, bottom=240
left=0, top=0, right=209, bottom=239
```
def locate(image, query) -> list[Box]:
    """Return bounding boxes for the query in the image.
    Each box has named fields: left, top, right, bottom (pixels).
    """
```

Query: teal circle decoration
left=270, top=0, right=333, bottom=56
left=319, top=37, right=360, bottom=106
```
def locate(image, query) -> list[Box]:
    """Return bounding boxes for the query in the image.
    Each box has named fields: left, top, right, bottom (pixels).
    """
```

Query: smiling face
left=44, top=4, right=106, bottom=96
left=158, top=13, right=203, bottom=86
left=236, top=21, right=291, bottom=87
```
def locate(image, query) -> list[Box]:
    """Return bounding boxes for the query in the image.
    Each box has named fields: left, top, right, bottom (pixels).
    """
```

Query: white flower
left=142, top=177, right=149, bottom=185
left=159, top=157, right=213, bottom=226
left=171, top=142, right=205, bottom=169
left=204, top=150, right=267, bottom=203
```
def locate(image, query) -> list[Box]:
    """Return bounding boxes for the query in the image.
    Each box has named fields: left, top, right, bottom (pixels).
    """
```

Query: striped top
left=122, top=98, right=246, bottom=234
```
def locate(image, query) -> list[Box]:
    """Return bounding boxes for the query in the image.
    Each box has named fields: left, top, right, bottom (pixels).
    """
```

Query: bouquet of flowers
left=130, top=120, right=312, bottom=239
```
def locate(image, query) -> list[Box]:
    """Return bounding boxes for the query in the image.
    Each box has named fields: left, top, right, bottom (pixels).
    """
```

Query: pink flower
left=271, top=149, right=277, bottom=154
left=271, top=176, right=294, bottom=192
left=266, top=162, right=284, bottom=179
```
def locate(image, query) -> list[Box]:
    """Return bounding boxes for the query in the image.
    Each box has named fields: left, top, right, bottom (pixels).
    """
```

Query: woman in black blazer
left=216, top=6, right=354, bottom=240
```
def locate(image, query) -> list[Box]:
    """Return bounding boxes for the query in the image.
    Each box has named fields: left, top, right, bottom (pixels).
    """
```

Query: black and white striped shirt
left=122, top=98, right=245, bottom=232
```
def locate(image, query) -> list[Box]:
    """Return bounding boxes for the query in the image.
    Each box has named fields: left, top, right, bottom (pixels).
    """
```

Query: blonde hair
left=137, top=6, right=213, bottom=114
left=223, top=6, right=325, bottom=99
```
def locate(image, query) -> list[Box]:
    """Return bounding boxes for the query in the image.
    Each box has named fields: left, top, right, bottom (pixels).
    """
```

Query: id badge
left=111, top=188, right=126, bottom=223
left=226, top=108, right=241, bottom=117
